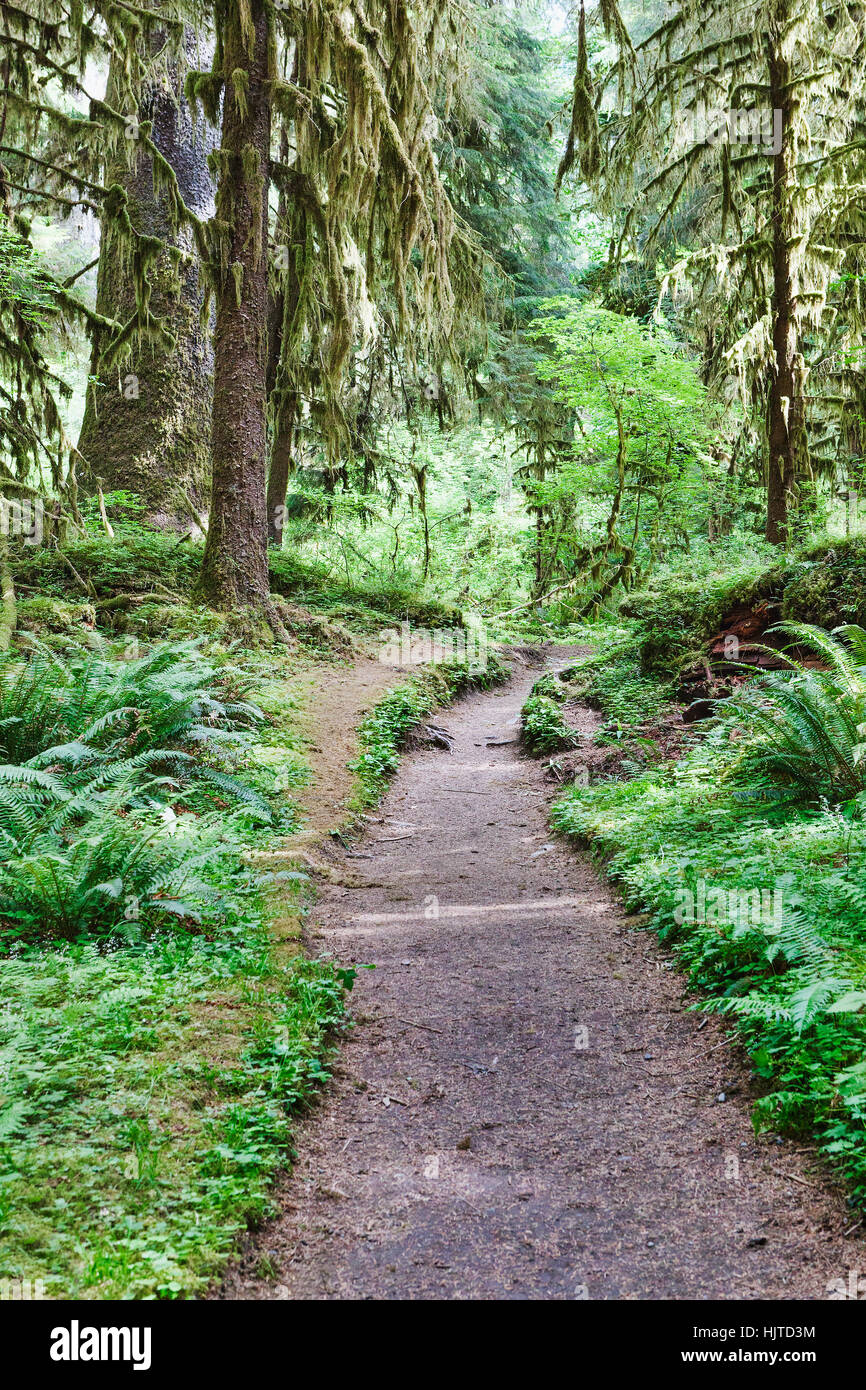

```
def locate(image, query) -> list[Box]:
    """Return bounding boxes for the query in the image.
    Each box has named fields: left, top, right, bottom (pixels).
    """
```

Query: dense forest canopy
left=3, top=0, right=866, bottom=624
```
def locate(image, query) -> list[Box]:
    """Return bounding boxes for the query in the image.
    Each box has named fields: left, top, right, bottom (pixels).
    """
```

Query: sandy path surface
left=222, top=654, right=864, bottom=1299
left=285, top=657, right=401, bottom=840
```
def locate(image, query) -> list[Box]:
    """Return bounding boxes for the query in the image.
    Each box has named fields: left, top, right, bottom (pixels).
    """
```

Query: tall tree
left=77, top=27, right=218, bottom=527
left=0, top=0, right=208, bottom=524
left=196, top=0, right=272, bottom=607
left=560, top=0, right=866, bottom=543
left=189, top=0, right=482, bottom=597
left=2, top=0, right=480, bottom=611
left=439, top=4, right=573, bottom=304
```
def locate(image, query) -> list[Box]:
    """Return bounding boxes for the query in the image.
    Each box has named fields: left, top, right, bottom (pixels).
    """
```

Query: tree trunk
left=197, top=0, right=272, bottom=607
left=266, top=150, right=301, bottom=549
left=77, top=30, right=217, bottom=527
left=765, top=29, right=805, bottom=545
left=266, top=403, right=295, bottom=546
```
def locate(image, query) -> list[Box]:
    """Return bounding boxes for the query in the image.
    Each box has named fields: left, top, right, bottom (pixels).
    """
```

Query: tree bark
left=197, top=0, right=272, bottom=607
left=765, top=27, right=805, bottom=545
left=77, top=30, right=218, bottom=527
left=266, top=403, right=295, bottom=546
left=266, top=146, right=301, bottom=550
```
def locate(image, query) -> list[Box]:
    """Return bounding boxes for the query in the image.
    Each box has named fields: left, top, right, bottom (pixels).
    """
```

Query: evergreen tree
left=1, top=1, right=481, bottom=614
left=77, top=25, right=218, bottom=528
left=560, top=0, right=866, bottom=543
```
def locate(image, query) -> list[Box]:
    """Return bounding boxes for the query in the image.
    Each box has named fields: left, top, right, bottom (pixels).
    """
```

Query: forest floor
left=220, top=648, right=865, bottom=1300
left=282, top=655, right=402, bottom=841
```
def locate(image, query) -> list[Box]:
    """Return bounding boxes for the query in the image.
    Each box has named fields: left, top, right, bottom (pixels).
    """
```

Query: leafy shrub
left=521, top=692, right=580, bottom=753
left=530, top=671, right=567, bottom=701
left=551, top=659, right=866, bottom=1203
left=719, top=621, right=866, bottom=805
left=0, top=640, right=276, bottom=943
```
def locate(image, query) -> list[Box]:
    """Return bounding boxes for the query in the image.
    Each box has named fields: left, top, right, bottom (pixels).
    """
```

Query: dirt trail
left=223, top=651, right=864, bottom=1300
left=285, top=656, right=400, bottom=842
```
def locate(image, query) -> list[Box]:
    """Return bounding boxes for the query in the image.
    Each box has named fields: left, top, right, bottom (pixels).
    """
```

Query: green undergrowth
left=515, top=623, right=676, bottom=751
left=0, top=550, right=389, bottom=1296
left=12, top=528, right=465, bottom=649
left=559, top=633, right=675, bottom=733
left=521, top=672, right=582, bottom=753
left=773, top=536, right=866, bottom=630
left=349, top=653, right=510, bottom=805
left=0, top=630, right=353, bottom=1297
left=616, top=535, right=866, bottom=682
left=618, top=548, right=774, bottom=675
left=1, top=912, right=352, bottom=1298
left=551, top=706, right=866, bottom=1205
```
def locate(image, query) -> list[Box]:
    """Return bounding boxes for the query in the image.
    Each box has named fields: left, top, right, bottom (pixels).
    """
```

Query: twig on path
left=393, top=1015, right=444, bottom=1034
left=770, top=1167, right=813, bottom=1187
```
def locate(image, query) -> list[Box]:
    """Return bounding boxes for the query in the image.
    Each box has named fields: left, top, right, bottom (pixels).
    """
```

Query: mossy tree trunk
left=266, top=400, right=296, bottom=547
left=77, top=31, right=218, bottom=528
left=266, top=142, right=300, bottom=551
left=197, top=0, right=272, bottom=608
left=765, top=23, right=806, bottom=546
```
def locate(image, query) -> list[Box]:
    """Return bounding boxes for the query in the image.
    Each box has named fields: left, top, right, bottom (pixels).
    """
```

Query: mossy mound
left=618, top=536, right=866, bottom=678
left=619, top=564, right=771, bottom=674
left=777, top=537, right=866, bottom=628
left=17, top=596, right=96, bottom=638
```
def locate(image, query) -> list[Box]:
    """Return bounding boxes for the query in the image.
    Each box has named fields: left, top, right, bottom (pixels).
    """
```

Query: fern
left=719, top=621, right=866, bottom=803
left=0, top=777, right=247, bottom=941
left=0, top=642, right=268, bottom=814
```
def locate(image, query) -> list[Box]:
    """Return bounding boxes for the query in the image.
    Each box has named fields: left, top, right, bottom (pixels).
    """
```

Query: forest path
left=223, top=650, right=862, bottom=1299
left=283, top=656, right=402, bottom=842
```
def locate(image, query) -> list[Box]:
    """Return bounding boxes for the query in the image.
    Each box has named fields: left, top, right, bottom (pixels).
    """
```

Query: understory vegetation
left=0, top=533, right=487, bottom=1297
left=0, top=575, right=348, bottom=1296
left=549, top=602, right=866, bottom=1203
left=7, top=0, right=866, bottom=1300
